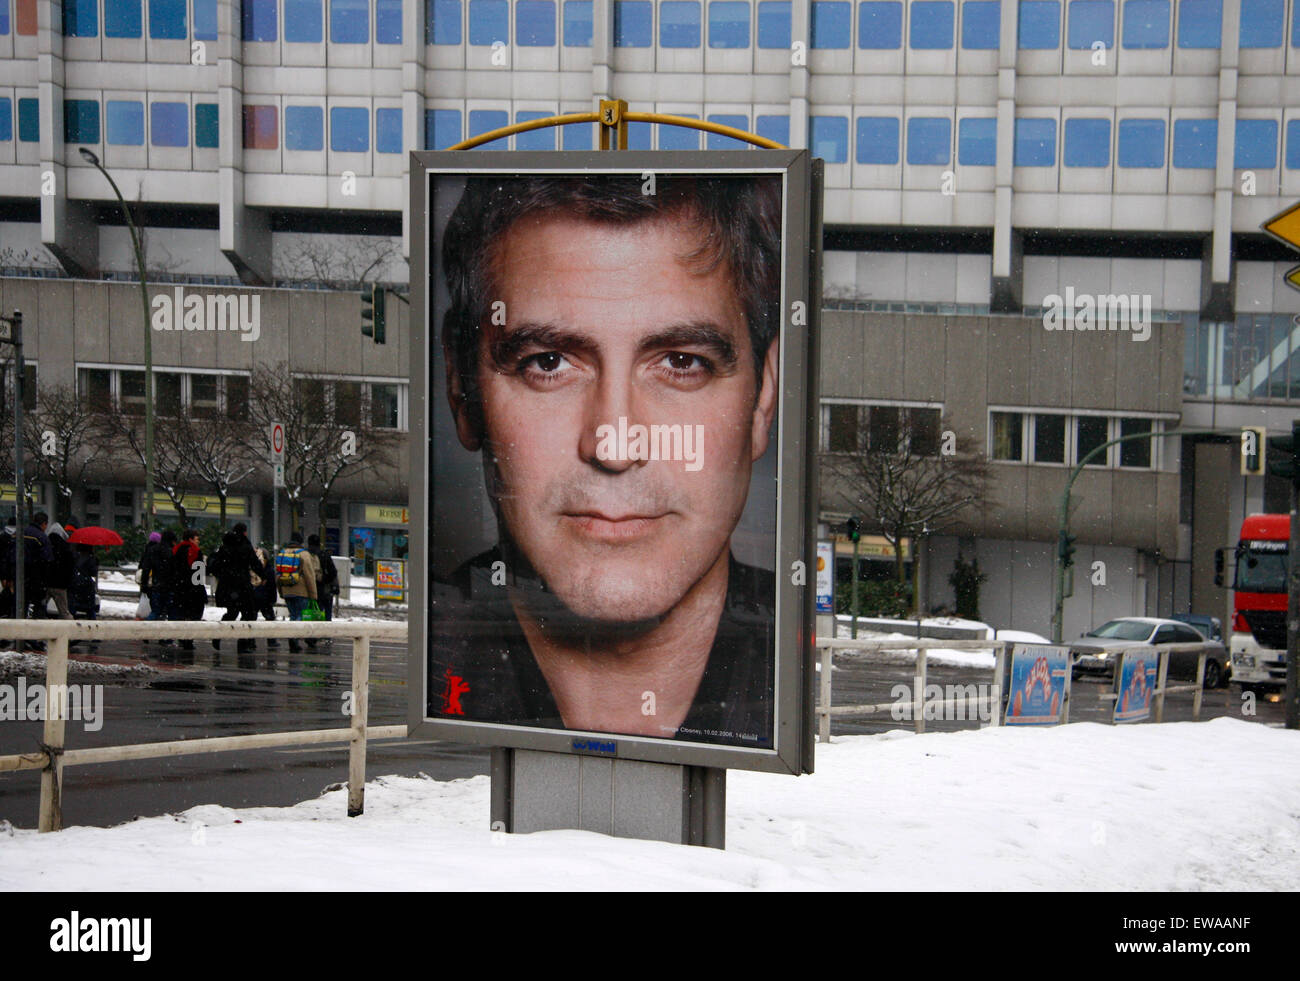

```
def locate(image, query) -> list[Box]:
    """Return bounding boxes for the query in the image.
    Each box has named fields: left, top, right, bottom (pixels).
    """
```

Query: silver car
left=1070, top=617, right=1230, bottom=689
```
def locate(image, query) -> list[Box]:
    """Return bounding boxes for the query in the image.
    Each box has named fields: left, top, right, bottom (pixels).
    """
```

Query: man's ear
left=750, top=339, right=779, bottom=462
left=444, top=340, right=483, bottom=452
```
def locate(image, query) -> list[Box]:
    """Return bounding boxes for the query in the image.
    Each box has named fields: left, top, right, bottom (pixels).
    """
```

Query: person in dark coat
left=168, top=528, right=206, bottom=651
left=67, top=543, right=101, bottom=650
left=139, top=531, right=171, bottom=623
left=211, top=527, right=259, bottom=654
left=22, top=512, right=53, bottom=619
left=251, top=543, right=280, bottom=649
left=305, top=534, right=340, bottom=649
left=45, top=523, right=75, bottom=619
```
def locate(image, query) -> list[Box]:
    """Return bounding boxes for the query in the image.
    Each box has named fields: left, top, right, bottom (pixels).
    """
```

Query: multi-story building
left=3, top=0, right=1300, bottom=633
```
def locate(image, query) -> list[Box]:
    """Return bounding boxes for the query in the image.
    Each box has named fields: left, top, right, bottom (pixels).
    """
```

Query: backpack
left=275, top=547, right=305, bottom=588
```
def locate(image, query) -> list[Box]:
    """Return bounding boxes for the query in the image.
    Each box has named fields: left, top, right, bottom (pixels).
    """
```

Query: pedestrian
left=274, top=530, right=318, bottom=653
left=139, top=531, right=170, bottom=625
left=305, top=534, right=339, bottom=649
left=45, top=522, right=75, bottom=619
left=168, top=528, right=206, bottom=651
left=210, top=527, right=258, bottom=654
left=0, top=518, right=15, bottom=620
left=68, top=543, right=101, bottom=649
left=251, top=542, right=280, bottom=648
left=22, top=512, right=54, bottom=622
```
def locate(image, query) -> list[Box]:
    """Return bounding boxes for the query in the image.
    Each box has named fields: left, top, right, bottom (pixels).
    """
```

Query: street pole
left=851, top=534, right=860, bottom=639
left=80, top=148, right=155, bottom=533
left=1287, top=419, right=1299, bottom=730
left=2, top=311, right=25, bottom=620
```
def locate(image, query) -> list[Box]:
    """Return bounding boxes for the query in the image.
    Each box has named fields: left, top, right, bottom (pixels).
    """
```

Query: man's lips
left=561, top=511, right=667, bottom=543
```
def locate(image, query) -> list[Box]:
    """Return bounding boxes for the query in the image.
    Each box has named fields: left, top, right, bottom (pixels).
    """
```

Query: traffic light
left=1241, top=426, right=1266, bottom=476
left=845, top=517, right=860, bottom=543
left=360, top=284, right=386, bottom=344
left=1058, top=530, right=1077, bottom=569
left=1266, top=430, right=1299, bottom=482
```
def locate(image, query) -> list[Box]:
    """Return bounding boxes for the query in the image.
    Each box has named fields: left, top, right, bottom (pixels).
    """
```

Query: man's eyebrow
left=639, top=323, right=739, bottom=371
left=487, top=323, right=600, bottom=366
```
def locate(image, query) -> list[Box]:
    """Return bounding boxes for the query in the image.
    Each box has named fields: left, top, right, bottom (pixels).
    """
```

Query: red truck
left=1215, top=513, right=1289, bottom=692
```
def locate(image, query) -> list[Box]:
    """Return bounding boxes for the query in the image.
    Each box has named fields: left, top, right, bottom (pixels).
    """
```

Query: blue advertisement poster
left=816, top=541, right=834, bottom=614
left=1004, top=644, right=1069, bottom=726
left=1113, top=648, right=1159, bottom=724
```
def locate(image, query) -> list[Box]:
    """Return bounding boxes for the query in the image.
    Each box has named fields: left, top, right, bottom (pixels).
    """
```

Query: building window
left=195, top=103, right=219, bottom=147
left=858, top=0, right=902, bottom=47
left=426, top=108, right=461, bottom=149
left=243, top=105, right=278, bottom=149
left=64, top=99, right=100, bottom=144
left=119, top=370, right=146, bottom=415
left=709, top=0, right=749, bottom=46
left=756, top=114, right=790, bottom=146
left=661, top=115, right=700, bottom=149
left=908, top=409, right=942, bottom=456
left=64, top=0, right=98, bottom=36
left=241, top=0, right=276, bottom=39
left=18, top=98, right=39, bottom=142
left=516, top=110, right=555, bottom=150
left=1075, top=415, right=1109, bottom=465
left=151, top=101, right=189, bottom=147
left=155, top=372, right=183, bottom=416
left=811, top=0, right=851, bottom=46
left=427, top=0, right=461, bottom=42
left=613, top=0, right=651, bottom=45
left=0, top=0, right=9, bottom=32
left=330, top=0, right=368, bottom=42
left=706, top=114, right=748, bottom=149
left=1117, top=118, right=1164, bottom=168
left=958, top=117, right=996, bottom=165
left=190, top=373, right=219, bottom=418
left=1235, top=119, right=1278, bottom=169
left=1119, top=418, right=1152, bottom=467
left=1018, top=0, right=1060, bottom=46
left=627, top=121, right=653, bottom=148
left=660, top=0, right=701, bottom=45
left=335, top=381, right=363, bottom=428
left=376, top=0, right=401, bottom=41
left=910, top=0, right=954, bottom=47
left=1014, top=117, right=1056, bottom=166
left=1033, top=414, right=1066, bottom=463
left=827, top=404, right=860, bottom=452
left=1064, top=117, right=1110, bottom=166
left=907, top=117, right=950, bottom=165
left=226, top=375, right=249, bottom=420
left=1121, top=0, right=1168, bottom=45
left=563, top=0, right=592, bottom=44
left=468, top=108, right=508, bottom=149
left=563, top=120, right=592, bottom=148
left=192, top=0, right=216, bottom=38
left=371, top=383, right=400, bottom=429
left=868, top=405, right=901, bottom=451
left=517, top=0, right=556, bottom=44
left=330, top=106, right=369, bottom=152
left=811, top=115, right=849, bottom=163
left=148, top=0, right=187, bottom=37
left=1067, top=0, right=1113, bottom=47
left=81, top=368, right=112, bottom=411
left=106, top=0, right=143, bottom=36
left=1176, top=0, right=1220, bottom=47
left=756, top=0, right=791, bottom=46
left=376, top=107, right=402, bottom=153
left=991, top=411, right=1024, bottom=460
left=469, top=0, right=508, bottom=44
left=106, top=100, right=145, bottom=146
left=1287, top=120, right=1300, bottom=170
left=1172, top=118, right=1216, bottom=168
left=961, top=0, right=1000, bottom=47
left=285, top=105, right=325, bottom=151
left=1240, top=0, right=1282, bottom=46
left=0, top=100, right=11, bottom=142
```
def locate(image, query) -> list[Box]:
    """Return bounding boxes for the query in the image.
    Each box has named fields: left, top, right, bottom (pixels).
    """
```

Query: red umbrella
left=67, top=526, right=124, bottom=546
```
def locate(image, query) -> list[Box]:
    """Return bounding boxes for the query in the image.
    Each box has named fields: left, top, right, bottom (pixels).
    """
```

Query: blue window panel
left=757, top=0, right=791, bottom=46
left=425, top=108, right=461, bottom=149
left=1240, top=0, right=1282, bottom=46
left=1117, top=118, right=1164, bottom=167
left=517, top=0, right=555, bottom=43
left=18, top=98, right=40, bottom=142
left=613, top=0, right=650, bottom=44
left=811, top=0, right=851, bottom=46
left=563, top=0, right=592, bottom=43
left=957, top=117, right=996, bottom=164
left=1063, top=116, right=1109, bottom=165
left=0, top=100, right=10, bottom=141
left=468, top=108, right=507, bottom=149
left=1018, top=0, right=1060, bottom=46
left=662, top=116, right=700, bottom=149
left=1288, top=120, right=1300, bottom=170
left=660, top=0, right=701, bottom=44
left=241, top=0, right=276, bottom=39
left=285, top=0, right=323, bottom=40
left=515, top=110, right=555, bottom=150
left=106, top=100, right=144, bottom=145
left=1014, top=117, right=1056, bottom=165
left=194, top=102, right=218, bottom=147
left=0, top=0, right=8, bottom=33
left=1172, top=118, right=1216, bottom=167
left=910, top=1, right=954, bottom=46
left=1235, top=118, right=1277, bottom=169
left=562, top=120, right=593, bottom=148
left=962, top=0, right=1000, bottom=47
left=331, top=106, right=370, bottom=151
left=64, top=99, right=100, bottom=144
left=192, top=0, right=215, bottom=37
left=708, top=0, right=749, bottom=46
left=427, top=0, right=461, bottom=42
left=106, top=0, right=143, bottom=36
left=756, top=114, right=789, bottom=145
left=468, top=0, right=507, bottom=43
left=858, top=1, right=901, bottom=47
left=150, top=101, right=188, bottom=146
left=1294, top=0, right=1300, bottom=46
left=627, top=120, right=652, bottom=148
left=64, top=0, right=98, bottom=36
left=1121, top=0, right=1168, bottom=46
left=811, top=115, right=848, bottom=162
left=376, top=107, right=402, bottom=152
left=148, top=0, right=187, bottom=36
left=285, top=105, right=324, bottom=150
left=707, top=113, right=748, bottom=148
left=1068, top=0, right=1113, bottom=46
left=1176, top=0, right=1220, bottom=47
left=376, top=0, right=401, bottom=41
left=330, top=0, right=367, bottom=41
left=907, top=116, right=951, bottom=164
left=855, top=116, right=899, bottom=163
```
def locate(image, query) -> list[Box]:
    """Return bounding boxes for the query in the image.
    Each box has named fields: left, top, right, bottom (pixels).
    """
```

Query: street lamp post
left=79, top=148, right=155, bottom=533
left=1, top=311, right=24, bottom=620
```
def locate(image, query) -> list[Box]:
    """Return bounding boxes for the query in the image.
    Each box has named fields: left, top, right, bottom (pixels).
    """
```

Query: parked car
left=1070, top=616, right=1230, bottom=688
left=1170, top=613, right=1223, bottom=642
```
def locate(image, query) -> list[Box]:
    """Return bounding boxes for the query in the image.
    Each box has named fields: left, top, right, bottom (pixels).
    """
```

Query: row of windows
left=821, top=403, right=945, bottom=455
left=57, top=0, right=217, bottom=39
left=809, top=113, right=1299, bottom=168
left=245, top=104, right=403, bottom=151
left=990, top=411, right=1161, bottom=468
left=425, top=106, right=788, bottom=148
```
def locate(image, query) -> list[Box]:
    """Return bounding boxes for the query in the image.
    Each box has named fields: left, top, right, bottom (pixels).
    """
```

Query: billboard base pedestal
left=490, top=747, right=725, bottom=848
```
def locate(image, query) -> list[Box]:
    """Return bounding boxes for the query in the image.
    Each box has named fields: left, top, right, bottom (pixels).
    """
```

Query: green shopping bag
left=302, top=599, right=326, bottom=622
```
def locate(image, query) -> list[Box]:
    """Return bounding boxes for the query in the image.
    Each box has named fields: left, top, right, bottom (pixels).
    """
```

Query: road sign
left=269, top=422, right=284, bottom=465
left=273, top=463, right=285, bottom=488
left=0, top=322, right=11, bottom=343
left=1262, top=202, right=1300, bottom=293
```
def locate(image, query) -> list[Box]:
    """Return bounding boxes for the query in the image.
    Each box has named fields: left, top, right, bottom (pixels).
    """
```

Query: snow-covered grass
left=1, top=718, right=1295, bottom=890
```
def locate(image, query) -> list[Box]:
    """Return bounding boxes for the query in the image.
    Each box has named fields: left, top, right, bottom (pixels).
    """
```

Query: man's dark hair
left=307, top=534, right=321, bottom=550
left=233, top=522, right=248, bottom=537
left=442, top=174, right=782, bottom=417
left=161, top=530, right=176, bottom=546
left=181, top=527, right=198, bottom=540
left=290, top=530, right=304, bottom=545
left=33, top=512, right=48, bottom=527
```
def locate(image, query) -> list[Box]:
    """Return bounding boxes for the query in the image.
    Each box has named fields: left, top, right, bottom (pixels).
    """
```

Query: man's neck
left=511, top=550, right=731, bottom=737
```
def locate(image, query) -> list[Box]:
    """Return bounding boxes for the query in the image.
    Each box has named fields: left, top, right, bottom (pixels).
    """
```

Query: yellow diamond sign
left=1263, top=202, right=1300, bottom=292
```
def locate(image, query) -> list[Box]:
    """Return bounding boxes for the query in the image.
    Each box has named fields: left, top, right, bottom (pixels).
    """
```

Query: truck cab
left=1216, top=514, right=1289, bottom=692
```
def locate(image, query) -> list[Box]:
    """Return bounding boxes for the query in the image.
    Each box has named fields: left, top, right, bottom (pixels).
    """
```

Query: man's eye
left=661, top=352, right=711, bottom=373
left=523, top=352, right=568, bottom=374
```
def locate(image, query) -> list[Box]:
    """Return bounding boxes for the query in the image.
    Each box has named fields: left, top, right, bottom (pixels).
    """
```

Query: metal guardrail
left=0, top=619, right=406, bottom=832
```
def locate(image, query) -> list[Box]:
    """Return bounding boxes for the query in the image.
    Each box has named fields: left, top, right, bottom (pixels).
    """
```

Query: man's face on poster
left=448, top=209, right=779, bottom=625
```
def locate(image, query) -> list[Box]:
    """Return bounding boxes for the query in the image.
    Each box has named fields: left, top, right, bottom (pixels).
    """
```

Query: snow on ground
left=0, top=650, right=160, bottom=683
left=990, top=629, right=1053, bottom=644
left=832, top=627, right=997, bottom=669
left=2, top=718, right=1295, bottom=891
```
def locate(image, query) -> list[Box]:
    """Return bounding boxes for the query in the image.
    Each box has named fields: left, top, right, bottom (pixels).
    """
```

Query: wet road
left=0, top=634, right=1286, bottom=829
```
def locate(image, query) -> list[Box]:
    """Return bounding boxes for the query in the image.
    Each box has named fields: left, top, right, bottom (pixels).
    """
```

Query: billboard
left=1003, top=644, right=1069, bottom=725
left=408, top=150, right=819, bottom=775
left=1113, top=648, right=1158, bottom=724
left=816, top=541, right=834, bottom=614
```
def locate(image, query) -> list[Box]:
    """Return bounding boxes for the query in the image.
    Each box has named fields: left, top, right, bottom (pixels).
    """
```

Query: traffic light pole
left=1, top=311, right=23, bottom=621
left=1287, top=420, right=1299, bottom=730
left=851, top=534, right=860, bottom=639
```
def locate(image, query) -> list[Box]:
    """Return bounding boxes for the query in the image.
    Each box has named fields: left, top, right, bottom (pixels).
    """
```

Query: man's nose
left=578, top=375, right=646, bottom=473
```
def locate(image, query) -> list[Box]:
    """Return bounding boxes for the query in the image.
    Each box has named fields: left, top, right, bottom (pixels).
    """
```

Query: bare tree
left=100, top=404, right=197, bottom=527
left=23, top=384, right=110, bottom=522
left=175, top=413, right=259, bottom=529
left=0, top=355, right=42, bottom=516
left=274, top=234, right=406, bottom=289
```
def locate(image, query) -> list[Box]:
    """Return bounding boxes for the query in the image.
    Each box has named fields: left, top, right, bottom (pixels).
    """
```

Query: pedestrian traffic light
left=1266, top=432, right=1296, bottom=481
left=845, top=517, right=860, bottom=543
left=360, top=284, right=386, bottom=344
left=1058, top=530, right=1077, bottom=569
left=1241, top=426, right=1266, bottom=476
